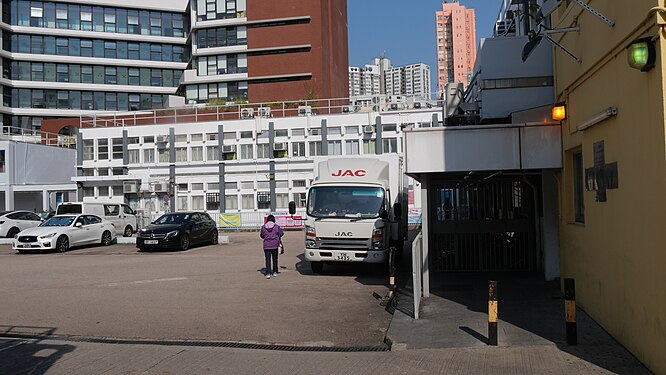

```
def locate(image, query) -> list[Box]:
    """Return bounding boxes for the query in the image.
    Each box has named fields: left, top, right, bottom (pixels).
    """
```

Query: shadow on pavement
left=0, top=325, right=75, bottom=375
left=389, top=240, right=652, bottom=375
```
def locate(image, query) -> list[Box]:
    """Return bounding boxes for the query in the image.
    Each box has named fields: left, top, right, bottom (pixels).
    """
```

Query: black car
left=136, top=212, right=218, bottom=251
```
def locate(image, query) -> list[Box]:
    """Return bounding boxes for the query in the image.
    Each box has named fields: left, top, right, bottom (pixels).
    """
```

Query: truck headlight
left=306, top=239, right=317, bottom=248
left=372, top=228, right=383, bottom=249
left=306, top=226, right=316, bottom=238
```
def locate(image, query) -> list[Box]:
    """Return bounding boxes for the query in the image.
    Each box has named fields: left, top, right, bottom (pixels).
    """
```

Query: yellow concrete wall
left=554, top=1, right=666, bottom=374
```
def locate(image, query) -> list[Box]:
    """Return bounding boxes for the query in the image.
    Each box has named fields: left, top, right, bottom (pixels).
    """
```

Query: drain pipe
left=523, top=176, right=542, bottom=272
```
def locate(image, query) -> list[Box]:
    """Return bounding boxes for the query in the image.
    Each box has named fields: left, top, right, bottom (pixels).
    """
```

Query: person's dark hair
left=266, top=214, right=275, bottom=222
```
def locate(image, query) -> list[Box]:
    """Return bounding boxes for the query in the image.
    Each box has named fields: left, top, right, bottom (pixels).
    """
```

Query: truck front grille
left=318, top=237, right=370, bottom=250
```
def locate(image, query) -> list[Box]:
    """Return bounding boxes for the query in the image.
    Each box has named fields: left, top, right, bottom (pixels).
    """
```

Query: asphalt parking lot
left=0, top=231, right=392, bottom=348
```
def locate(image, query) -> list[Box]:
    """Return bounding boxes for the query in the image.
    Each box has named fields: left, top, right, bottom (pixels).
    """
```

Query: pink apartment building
left=436, top=0, right=477, bottom=92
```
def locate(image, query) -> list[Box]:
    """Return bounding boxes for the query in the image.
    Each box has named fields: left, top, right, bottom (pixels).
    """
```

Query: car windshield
left=307, top=186, right=384, bottom=218
left=153, top=213, right=190, bottom=225
left=41, top=216, right=76, bottom=227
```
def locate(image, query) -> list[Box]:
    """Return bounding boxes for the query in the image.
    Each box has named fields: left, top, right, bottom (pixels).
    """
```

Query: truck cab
left=291, top=156, right=405, bottom=274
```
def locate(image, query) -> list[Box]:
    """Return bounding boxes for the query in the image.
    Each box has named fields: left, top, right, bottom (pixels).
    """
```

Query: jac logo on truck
left=331, top=169, right=366, bottom=177
left=335, top=232, right=353, bottom=237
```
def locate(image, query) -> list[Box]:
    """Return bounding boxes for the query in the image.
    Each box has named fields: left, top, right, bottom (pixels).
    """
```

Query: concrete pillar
left=168, top=128, right=175, bottom=212
left=375, top=116, right=383, bottom=154
left=320, top=119, right=328, bottom=156
left=542, top=171, right=561, bottom=281
left=218, top=124, right=225, bottom=212
left=5, top=187, right=13, bottom=211
left=42, top=190, right=49, bottom=211
left=122, top=129, right=129, bottom=174
left=421, top=174, right=430, bottom=298
left=76, top=132, right=83, bottom=201
left=269, top=121, right=276, bottom=212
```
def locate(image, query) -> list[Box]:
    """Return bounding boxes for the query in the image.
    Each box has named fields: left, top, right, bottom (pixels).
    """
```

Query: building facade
left=73, top=106, right=435, bottom=225
left=348, top=64, right=380, bottom=98
left=552, top=1, right=666, bottom=373
left=0, top=0, right=349, bottom=133
left=435, top=0, right=476, bottom=92
left=385, top=63, right=430, bottom=100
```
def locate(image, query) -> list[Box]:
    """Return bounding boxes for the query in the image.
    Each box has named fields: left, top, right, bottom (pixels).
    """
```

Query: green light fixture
left=627, top=37, right=656, bottom=72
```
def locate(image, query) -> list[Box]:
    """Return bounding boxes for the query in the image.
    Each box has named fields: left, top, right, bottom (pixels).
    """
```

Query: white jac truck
left=289, top=155, right=407, bottom=274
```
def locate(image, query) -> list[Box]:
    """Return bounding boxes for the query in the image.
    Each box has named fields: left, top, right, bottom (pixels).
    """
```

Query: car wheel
left=179, top=234, right=190, bottom=251
left=310, top=261, right=324, bottom=274
left=56, top=235, right=69, bottom=253
left=123, top=225, right=133, bottom=237
left=6, top=227, right=19, bottom=238
left=101, top=231, right=113, bottom=246
left=210, top=230, right=219, bottom=245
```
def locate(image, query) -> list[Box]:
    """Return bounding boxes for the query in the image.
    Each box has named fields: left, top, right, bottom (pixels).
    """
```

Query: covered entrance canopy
left=404, top=120, right=562, bottom=300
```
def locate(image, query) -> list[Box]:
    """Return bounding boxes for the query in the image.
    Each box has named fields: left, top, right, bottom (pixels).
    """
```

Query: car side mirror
left=75, top=222, right=83, bottom=228
left=393, top=202, right=403, bottom=219
left=379, top=208, right=388, bottom=219
left=288, top=201, right=296, bottom=215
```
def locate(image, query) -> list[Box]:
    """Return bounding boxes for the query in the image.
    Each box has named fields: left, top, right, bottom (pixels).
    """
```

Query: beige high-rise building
left=435, top=0, right=476, bottom=93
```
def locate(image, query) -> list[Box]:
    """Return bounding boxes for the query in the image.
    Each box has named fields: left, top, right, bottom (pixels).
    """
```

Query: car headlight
left=39, top=233, right=57, bottom=239
left=165, top=230, right=179, bottom=239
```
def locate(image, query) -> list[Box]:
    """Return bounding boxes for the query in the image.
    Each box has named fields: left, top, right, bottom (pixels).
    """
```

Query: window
left=83, top=187, right=94, bottom=197
left=345, top=126, right=359, bottom=134
left=327, top=140, right=342, bottom=155
left=128, top=149, right=140, bottom=164
left=176, top=196, right=188, bottom=211
left=191, top=183, right=204, bottom=191
left=573, top=150, right=585, bottom=223
left=144, top=148, right=155, bottom=163
left=207, top=146, right=219, bottom=161
left=175, top=134, right=187, bottom=142
left=309, top=141, right=322, bottom=156
left=286, top=142, right=304, bottom=157
left=363, top=140, right=376, bottom=154
left=175, top=147, right=187, bottom=162
left=0, top=150, right=5, bottom=173
left=83, top=140, right=94, bottom=160
left=345, top=140, right=360, bottom=155
left=241, top=194, right=254, bottom=210
left=256, top=144, right=269, bottom=159
left=225, top=195, right=238, bottom=210
left=276, top=193, right=289, bottom=209
left=224, top=182, right=238, bottom=190
left=191, top=134, right=203, bottom=142
left=192, top=196, right=204, bottom=210
left=383, top=138, right=399, bottom=153
left=191, top=146, right=203, bottom=161
left=206, top=193, right=220, bottom=210
left=98, top=139, right=109, bottom=159
left=294, top=192, right=307, bottom=208
left=158, top=148, right=169, bottom=163
left=293, top=180, right=306, bottom=188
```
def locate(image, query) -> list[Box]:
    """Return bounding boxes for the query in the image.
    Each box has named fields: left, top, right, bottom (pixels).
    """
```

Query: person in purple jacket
left=260, top=214, right=284, bottom=279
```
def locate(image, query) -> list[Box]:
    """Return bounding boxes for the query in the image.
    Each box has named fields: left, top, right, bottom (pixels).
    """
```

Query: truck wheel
left=310, top=261, right=323, bottom=274
left=123, top=225, right=133, bottom=237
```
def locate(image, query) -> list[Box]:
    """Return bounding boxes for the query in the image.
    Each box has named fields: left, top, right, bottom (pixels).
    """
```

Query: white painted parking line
left=99, top=277, right=189, bottom=287
left=0, top=338, right=36, bottom=353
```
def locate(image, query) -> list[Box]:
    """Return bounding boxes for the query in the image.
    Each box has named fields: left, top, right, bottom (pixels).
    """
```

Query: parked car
left=137, top=212, right=218, bottom=251
left=13, top=214, right=116, bottom=253
left=0, top=211, right=43, bottom=238
left=56, top=202, right=137, bottom=237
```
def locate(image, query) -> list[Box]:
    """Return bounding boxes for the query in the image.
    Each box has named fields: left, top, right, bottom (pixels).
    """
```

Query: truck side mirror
left=379, top=208, right=388, bottom=219
left=393, top=202, right=403, bottom=219
left=288, top=201, right=296, bottom=215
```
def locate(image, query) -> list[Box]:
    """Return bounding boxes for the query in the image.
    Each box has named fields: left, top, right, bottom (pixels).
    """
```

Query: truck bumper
left=304, top=249, right=387, bottom=263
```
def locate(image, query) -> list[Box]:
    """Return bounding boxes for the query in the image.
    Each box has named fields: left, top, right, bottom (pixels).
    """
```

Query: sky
left=347, top=0, right=500, bottom=88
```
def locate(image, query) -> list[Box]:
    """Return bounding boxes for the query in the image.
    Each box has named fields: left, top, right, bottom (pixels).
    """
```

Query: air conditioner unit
left=221, top=145, right=236, bottom=153
left=156, top=135, right=168, bottom=143
left=342, top=106, right=351, bottom=113
left=257, top=192, right=270, bottom=203
left=274, top=142, right=287, bottom=151
left=153, top=183, right=167, bottom=193
left=363, top=125, right=374, bottom=134
left=258, top=107, right=271, bottom=117
left=310, top=128, right=321, bottom=136
left=123, top=181, right=138, bottom=194
left=389, top=103, right=399, bottom=111
left=413, top=102, right=422, bottom=109
left=240, top=108, right=254, bottom=119
left=298, top=106, right=312, bottom=116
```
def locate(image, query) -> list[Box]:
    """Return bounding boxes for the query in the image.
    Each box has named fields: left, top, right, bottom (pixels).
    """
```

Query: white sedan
left=0, top=211, right=43, bottom=238
left=13, top=214, right=116, bottom=253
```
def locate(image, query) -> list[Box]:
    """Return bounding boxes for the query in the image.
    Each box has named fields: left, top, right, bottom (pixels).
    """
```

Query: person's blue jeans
left=264, top=249, right=278, bottom=275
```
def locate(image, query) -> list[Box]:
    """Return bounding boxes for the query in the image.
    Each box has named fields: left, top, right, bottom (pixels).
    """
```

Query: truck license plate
left=336, top=252, right=351, bottom=261
left=144, top=240, right=159, bottom=245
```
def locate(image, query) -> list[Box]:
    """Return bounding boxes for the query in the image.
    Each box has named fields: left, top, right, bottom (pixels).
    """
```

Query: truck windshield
left=307, top=187, right=384, bottom=218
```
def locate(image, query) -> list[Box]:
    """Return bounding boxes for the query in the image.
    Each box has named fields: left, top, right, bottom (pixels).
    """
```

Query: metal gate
left=430, top=177, right=537, bottom=272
